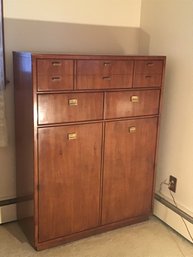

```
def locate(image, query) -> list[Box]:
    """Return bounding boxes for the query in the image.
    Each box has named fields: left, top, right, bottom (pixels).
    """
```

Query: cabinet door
left=38, top=123, right=102, bottom=242
left=102, top=118, right=158, bottom=225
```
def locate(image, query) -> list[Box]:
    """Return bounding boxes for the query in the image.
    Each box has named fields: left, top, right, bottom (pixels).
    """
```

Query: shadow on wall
left=4, top=18, right=142, bottom=81
left=138, top=29, right=150, bottom=55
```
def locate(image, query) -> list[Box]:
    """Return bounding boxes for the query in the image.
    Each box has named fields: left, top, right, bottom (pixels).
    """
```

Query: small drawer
left=133, top=60, right=163, bottom=88
left=77, top=60, right=134, bottom=90
left=134, top=60, right=163, bottom=74
left=105, top=90, right=160, bottom=119
left=38, top=92, right=103, bottom=124
left=133, top=74, right=163, bottom=88
left=37, top=59, right=74, bottom=91
left=77, top=60, right=134, bottom=75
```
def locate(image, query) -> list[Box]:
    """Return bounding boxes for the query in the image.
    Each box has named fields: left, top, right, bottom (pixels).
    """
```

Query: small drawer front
left=77, top=60, right=134, bottom=89
left=77, top=60, right=134, bottom=75
left=133, top=60, right=163, bottom=88
left=38, top=92, right=103, bottom=124
left=105, top=90, right=160, bottom=119
left=37, top=59, right=74, bottom=91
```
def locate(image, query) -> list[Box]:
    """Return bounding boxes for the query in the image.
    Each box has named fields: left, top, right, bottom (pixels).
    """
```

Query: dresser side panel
left=13, top=52, right=35, bottom=247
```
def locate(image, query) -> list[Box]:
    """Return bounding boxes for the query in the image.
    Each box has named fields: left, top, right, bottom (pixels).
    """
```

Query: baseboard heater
left=154, top=193, right=193, bottom=243
left=155, top=193, right=193, bottom=224
left=0, top=198, right=17, bottom=224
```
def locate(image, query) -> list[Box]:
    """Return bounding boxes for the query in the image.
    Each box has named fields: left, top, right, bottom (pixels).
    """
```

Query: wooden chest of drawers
left=13, top=53, right=165, bottom=250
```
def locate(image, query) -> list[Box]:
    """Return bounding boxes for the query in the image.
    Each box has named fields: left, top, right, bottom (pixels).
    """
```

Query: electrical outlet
left=169, top=175, right=177, bottom=193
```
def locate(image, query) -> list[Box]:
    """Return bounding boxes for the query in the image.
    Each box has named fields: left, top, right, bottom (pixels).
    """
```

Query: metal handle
left=52, top=61, right=62, bottom=66
left=131, top=96, right=139, bottom=103
left=103, top=76, right=111, bottom=80
left=104, top=62, right=111, bottom=66
left=52, top=76, right=61, bottom=81
left=146, top=62, right=154, bottom=67
left=68, top=133, right=77, bottom=140
left=68, top=99, right=78, bottom=106
left=128, top=127, right=136, bottom=133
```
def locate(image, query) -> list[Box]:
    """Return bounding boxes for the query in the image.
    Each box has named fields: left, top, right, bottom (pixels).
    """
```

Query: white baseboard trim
left=154, top=198, right=193, bottom=243
left=0, top=203, right=17, bottom=224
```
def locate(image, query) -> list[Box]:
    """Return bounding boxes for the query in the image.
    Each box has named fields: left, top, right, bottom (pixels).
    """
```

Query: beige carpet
left=0, top=217, right=192, bottom=257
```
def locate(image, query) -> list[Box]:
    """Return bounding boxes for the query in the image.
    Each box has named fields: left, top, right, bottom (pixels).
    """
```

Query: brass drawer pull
left=104, top=62, right=111, bottom=66
left=131, top=95, right=139, bottom=103
left=103, top=76, right=111, bottom=80
left=52, top=61, right=62, bottom=66
left=52, top=76, right=61, bottom=81
left=146, top=62, right=154, bottom=66
left=68, top=99, right=78, bottom=106
left=68, top=133, right=77, bottom=140
left=128, top=127, right=136, bottom=133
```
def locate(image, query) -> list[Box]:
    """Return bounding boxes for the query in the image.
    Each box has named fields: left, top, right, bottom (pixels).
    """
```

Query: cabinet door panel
left=102, top=118, right=158, bottom=225
left=38, top=123, right=102, bottom=242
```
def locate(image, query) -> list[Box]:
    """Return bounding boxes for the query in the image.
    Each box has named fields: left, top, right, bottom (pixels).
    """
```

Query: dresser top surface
left=13, top=51, right=166, bottom=61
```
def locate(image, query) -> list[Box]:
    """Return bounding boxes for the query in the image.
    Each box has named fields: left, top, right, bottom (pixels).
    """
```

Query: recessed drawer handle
left=52, top=61, right=62, bottom=66
left=145, top=75, right=152, bottom=79
left=52, top=76, right=61, bottom=81
left=68, top=99, right=78, bottom=106
left=104, top=62, right=111, bottom=66
left=103, top=76, right=111, bottom=80
left=146, top=62, right=154, bottom=66
left=131, top=96, right=139, bottom=103
left=128, top=127, right=136, bottom=133
left=68, top=133, right=77, bottom=140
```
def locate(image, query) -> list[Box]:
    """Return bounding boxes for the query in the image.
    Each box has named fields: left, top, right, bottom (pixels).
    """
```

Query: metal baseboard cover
left=0, top=198, right=17, bottom=207
left=155, top=193, right=193, bottom=224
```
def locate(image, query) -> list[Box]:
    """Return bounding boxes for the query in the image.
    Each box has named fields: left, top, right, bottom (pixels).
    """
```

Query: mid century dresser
left=13, top=52, right=166, bottom=250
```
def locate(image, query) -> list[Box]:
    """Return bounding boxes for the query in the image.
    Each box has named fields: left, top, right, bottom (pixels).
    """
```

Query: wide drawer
left=38, top=92, right=103, bottom=124
left=77, top=60, right=134, bottom=75
left=37, top=59, right=74, bottom=91
left=105, top=90, right=160, bottom=119
left=77, top=60, right=134, bottom=89
left=133, top=60, right=163, bottom=88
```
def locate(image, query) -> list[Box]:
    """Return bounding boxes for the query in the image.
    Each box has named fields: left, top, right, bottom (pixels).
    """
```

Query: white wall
left=140, top=0, right=193, bottom=215
left=4, top=0, right=141, bottom=27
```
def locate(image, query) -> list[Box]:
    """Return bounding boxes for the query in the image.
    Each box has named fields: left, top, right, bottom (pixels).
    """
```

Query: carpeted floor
left=0, top=217, right=192, bottom=257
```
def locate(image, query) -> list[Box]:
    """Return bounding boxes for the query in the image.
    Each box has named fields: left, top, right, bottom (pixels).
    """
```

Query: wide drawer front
left=77, top=60, right=134, bottom=89
left=37, top=59, right=74, bottom=91
left=105, top=90, right=160, bottom=119
left=133, top=60, right=163, bottom=88
left=38, top=92, right=103, bottom=124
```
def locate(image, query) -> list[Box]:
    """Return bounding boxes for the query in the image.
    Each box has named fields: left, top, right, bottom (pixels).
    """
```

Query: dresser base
left=35, top=215, right=149, bottom=250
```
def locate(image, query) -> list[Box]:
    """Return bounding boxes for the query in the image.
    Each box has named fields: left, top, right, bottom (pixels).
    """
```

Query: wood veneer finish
left=102, top=118, right=158, bottom=224
left=77, top=60, right=133, bottom=89
left=13, top=52, right=166, bottom=250
left=38, top=123, right=102, bottom=242
left=105, top=89, right=160, bottom=119
left=37, top=59, right=73, bottom=91
left=38, top=92, right=103, bottom=124
left=13, top=53, right=34, bottom=246
left=133, top=60, right=163, bottom=88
